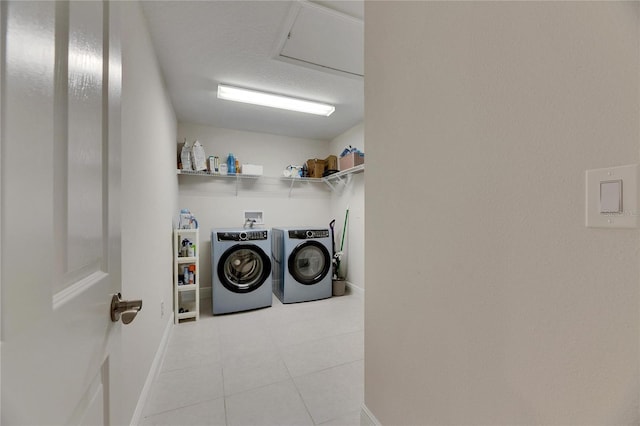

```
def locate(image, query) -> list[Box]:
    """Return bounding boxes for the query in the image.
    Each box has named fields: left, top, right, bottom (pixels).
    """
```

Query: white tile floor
left=140, top=290, right=364, bottom=426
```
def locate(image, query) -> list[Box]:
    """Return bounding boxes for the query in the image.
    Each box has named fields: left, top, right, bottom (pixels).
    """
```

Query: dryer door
left=288, top=241, right=331, bottom=285
left=218, top=244, right=272, bottom=293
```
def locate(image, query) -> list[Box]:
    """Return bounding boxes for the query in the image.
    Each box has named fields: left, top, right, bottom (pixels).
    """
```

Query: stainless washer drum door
left=218, top=244, right=272, bottom=293
left=288, top=241, right=331, bottom=285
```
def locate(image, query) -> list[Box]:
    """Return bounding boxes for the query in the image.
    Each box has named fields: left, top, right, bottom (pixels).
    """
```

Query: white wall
left=177, top=122, right=333, bottom=295
left=330, top=123, right=365, bottom=289
left=365, top=2, right=639, bottom=425
left=121, top=2, right=177, bottom=423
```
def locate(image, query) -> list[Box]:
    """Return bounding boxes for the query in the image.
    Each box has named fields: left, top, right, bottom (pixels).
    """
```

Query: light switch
left=586, top=164, right=638, bottom=228
left=600, top=180, right=622, bottom=213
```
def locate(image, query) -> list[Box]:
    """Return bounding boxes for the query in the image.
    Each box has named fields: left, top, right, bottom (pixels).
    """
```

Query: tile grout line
left=271, top=324, right=363, bottom=351
left=276, top=327, right=363, bottom=352
left=291, top=357, right=364, bottom=381
left=289, top=372, right=319, bottom=426
left=215, top=319, right=230, bottom=426
left=223, top=376, right=293, bottom=398
left=290, top=358, right=365, bottom=425
left=152, top=295, right=363, bottom=425
left=268, top=314, right=317, bottom=425
left=271, top=296, right=364, bottom=425
left=142, top=326, right=217, bottom=418
left=142, top=396, right=225, bottom=420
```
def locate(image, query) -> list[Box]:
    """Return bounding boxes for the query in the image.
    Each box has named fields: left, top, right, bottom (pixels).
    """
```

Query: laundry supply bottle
left=227, top=153, right=236, bottom=174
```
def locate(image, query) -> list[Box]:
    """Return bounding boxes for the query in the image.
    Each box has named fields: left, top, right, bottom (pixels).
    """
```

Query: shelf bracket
left=324, top=174, right=351, bottom=191
left=324, top=179, right=337, bottom=191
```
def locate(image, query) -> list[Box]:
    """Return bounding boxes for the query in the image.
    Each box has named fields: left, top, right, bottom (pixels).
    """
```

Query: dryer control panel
left=217, top=230, right=268, bottom=241
left=288, top=229, right=329, bottom=239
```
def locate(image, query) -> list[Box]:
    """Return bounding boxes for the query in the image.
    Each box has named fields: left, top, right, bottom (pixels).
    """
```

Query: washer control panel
left=217, top=230, right=268, bottom=241
left=288, top=229, right=329, bottom=239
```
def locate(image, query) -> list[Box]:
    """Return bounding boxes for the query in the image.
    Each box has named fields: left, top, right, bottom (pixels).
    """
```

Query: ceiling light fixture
left=217, top=84, right=335, bottom=117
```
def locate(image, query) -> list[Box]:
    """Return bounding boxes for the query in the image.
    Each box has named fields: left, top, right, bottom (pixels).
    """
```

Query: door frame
left=0, top=3, right=4, bottom=420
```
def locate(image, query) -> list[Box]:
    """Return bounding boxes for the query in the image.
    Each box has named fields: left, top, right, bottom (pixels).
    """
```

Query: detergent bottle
left=227, top=153, right=236, bottom=174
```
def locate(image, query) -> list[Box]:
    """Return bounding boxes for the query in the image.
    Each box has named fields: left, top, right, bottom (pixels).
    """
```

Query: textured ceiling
left=141, top=1, right=364, bottom=141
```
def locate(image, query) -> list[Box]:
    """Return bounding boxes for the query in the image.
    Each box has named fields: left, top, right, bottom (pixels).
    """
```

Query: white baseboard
left=130, top=313, right=174, bottom=425
left=346, top=281, right=364, bottom=296
left=360, top=404, right=381, bottom=426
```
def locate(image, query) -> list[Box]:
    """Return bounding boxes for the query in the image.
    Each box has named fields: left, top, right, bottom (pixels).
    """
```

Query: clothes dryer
left=271, top=227, right=332, bottom=303
left=211, top=228, right=272, bottom=314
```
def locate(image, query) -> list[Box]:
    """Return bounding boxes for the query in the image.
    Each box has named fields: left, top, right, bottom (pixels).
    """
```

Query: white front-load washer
left=211, top=228, right=272, bottom=315
left=271, top=227, right=332, bottom=303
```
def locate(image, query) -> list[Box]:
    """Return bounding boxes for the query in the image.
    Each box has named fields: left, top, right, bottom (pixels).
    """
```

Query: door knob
left=110, top=293, right=142, bottom=324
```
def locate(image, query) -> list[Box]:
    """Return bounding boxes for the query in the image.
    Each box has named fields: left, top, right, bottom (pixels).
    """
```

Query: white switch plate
left=586, top=164, right=638, bottom=228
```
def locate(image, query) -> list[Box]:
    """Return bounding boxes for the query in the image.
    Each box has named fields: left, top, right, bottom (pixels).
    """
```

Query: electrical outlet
left=160, top=301, right=165, bottom=318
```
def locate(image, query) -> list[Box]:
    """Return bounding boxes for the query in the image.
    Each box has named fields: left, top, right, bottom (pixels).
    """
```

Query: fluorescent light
left=217, top=84, right=335, bottom=117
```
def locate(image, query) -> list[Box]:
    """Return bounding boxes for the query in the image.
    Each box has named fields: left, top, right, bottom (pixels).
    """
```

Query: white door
left=1, top=1, right=125, bottom=424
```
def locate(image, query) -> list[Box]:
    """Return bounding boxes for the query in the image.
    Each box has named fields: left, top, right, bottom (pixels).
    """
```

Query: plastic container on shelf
left=227, top=153, right=236, bottom=174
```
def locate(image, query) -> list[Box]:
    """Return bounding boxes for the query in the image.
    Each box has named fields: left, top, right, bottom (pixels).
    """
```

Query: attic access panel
left=275, top=2, right=364, bottom=78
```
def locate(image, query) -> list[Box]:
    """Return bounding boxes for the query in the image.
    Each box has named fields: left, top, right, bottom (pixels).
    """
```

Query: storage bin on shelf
left=306, top=155, right=339, bottom=178
left=306, top=158, right=326, bottom=178
left=339, top=152, right=364, bottom=171
left=324, top=155, right=338, bottom=172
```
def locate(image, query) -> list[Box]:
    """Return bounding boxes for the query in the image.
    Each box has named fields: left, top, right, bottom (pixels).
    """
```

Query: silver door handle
left=110, top=293, right=143, bottom=324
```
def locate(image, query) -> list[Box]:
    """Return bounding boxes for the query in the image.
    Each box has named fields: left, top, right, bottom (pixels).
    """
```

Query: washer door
left=288, top=241, right=331, bottom=285
left=218, top=244, right=272, bottom=293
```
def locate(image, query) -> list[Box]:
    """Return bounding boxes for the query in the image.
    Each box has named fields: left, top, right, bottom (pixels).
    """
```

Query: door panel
left=1, top=1, right=122, bottom=424
left=65, top=0, right=104, bottom=286
left=1, top=0, right=56, bottom=336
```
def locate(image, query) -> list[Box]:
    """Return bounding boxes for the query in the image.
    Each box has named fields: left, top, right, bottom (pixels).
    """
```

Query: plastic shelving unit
left=174, top=228, right=199, bottom=323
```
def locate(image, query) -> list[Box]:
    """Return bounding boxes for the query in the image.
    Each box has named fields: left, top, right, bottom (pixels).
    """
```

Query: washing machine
left=271, top=227, right=332, bottom=303
left=211, top=228, right=272, bottom=315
